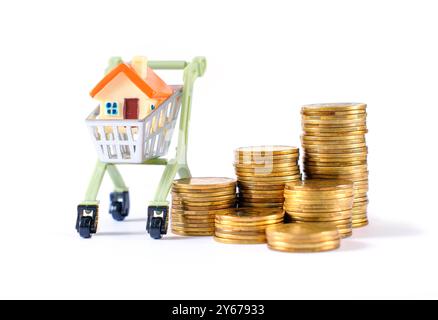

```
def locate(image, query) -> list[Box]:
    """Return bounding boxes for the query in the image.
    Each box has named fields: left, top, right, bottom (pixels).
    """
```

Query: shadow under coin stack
left=171, top=177, right=237, bottom=236
left=301, top=103, right=369, bottom=228
left=266, top=223, right=341, bottom=253
left=214, top=208, right=285, bottom=244
left=234, top=146, right=301, bottom=209
left=283, top=180, right=354, bottom=238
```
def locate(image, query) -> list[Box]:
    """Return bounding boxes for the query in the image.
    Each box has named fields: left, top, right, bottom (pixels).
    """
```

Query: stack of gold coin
left=283, top=180, right=354, bottom=238
left=234, top=146, right=301, bottom=209
left=171, top=177, right=237, bottom=236
left=266, top=223, right=341, bottom=253
left=214, top=207, right=284, bottom=244
left=301, top=103, right=369, bottom=227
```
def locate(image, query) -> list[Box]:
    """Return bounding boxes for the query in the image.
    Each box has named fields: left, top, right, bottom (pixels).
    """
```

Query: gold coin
left=239, top=197, right=284, bottom=203
left=285, top=208, right=352, bottom=217
left=235, top=146, right=299, bottom=156
left=303, top=124, right=367, bottom=132
left=284, top=207, right=352, bottom=215
left=354, top=196, right=368, bottom=203
left=235, top=152, right=300, bottom=159
left=214, top=236, right=266, bottom=244
left=302, top=113, right=367, bottom=120
left=172, top=218, right=216, bottom=225
left=172, top=177, right=236, bottom=190
left=215, top=227, right=267, bottom=235
left=172, top=229, right=213, bottom=236
left=238, top=175, right=302, bottom=184
left=302, top=118, right=367, bottom=125
left=267, top=238, right=341, bottom=248
left=171, top=191, right=236, bottom=199
left=304, top=156, right=368, bottom=163
left=304, top=168, right=368, bottom=176
left=214, top=232, right=267, bottom=241
left=284, top=191, right=354, bottom=200
left=171, top=208, right=235, bottom=216
left=302, top=142, right=367, bottom=149
left=352, top=203, right=368, bottom=209
left=285, top=196, right=354, bottom=204
left=239, top=202, right=284, bottom=208
left=236, top=170, right=301, bottom=178
left=171, top=199, right=236, bottom=206
left=171, top=222, right=214, bottom=228
left=302, top=121, right=367, bottom=128
left=351, top=215, right=368, bottom=221
left=287, top=215, right=351, bottom=223
left=352, top=221, right=369, bottom=228
left=216, top=207, right=284, bottom=222
left=302, top=139, right=366, bottom=147
left=302, top=103, right=367, bottom=112
left=304, top=161, right=367, bottom=168
left=239, top=197, right=284, bottom=204
left=301, top=133, right=367, bottom=141
left=304, top=145, right=367, bottom=153
left=171, top=197, right=236, bottom=206
left=172, top=204, right=235, bottom=211
left=239, top=192, right=284, bottom=199
left=285, top=179, right=353, bottom=191
left=235, top=164, right=300, bottom=172
left=171, top=226, right=215, bottom=232
left=284, top=195, right=354, bottom=202
left=239, top=193, right=284, bottom=200
left=215, top=218, right=284, bottom=228
left=302, top=109, right=366, bottom=116
left=233, top=158, right=299, bottom=171
left=238, top=183, right=287, bottom=191
left=265, top=222, right=340, bottom=241
left=303, top=130, right=367, bottom=137
left=305, top=173, right=368, bottom=180
left=267, top=244, right=340, bottom=253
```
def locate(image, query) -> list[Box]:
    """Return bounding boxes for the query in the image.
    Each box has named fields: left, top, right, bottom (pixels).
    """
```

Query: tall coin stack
left=234, top=146, right=301, bottom=209
left=214, top=207, right=285, bottom=244
left=171, top=177, right=237, bottom=236
left=301, top=103, right=369, bottom=227
left=283, top=180, right=354, bottom=238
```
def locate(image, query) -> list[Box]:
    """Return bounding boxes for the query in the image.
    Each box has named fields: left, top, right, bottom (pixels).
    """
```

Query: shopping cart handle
left=184, top=57, right=207, bottom=79
left=148, top=60, right=188, bottom=70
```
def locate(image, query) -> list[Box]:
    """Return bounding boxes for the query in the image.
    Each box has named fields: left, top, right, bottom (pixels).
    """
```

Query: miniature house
left=90, top=56, right=173, bottom=120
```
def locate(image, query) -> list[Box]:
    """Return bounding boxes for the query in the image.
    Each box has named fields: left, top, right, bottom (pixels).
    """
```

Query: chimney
left=131, top=56, right=148, bottom=79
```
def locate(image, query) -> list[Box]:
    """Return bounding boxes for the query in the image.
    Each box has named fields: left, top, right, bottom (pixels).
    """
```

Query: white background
left=0, top=0, right=437, bottom=299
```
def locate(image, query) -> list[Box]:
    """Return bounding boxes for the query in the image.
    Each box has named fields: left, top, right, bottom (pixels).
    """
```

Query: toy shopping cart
left=76, top=57, right=206, bottom=239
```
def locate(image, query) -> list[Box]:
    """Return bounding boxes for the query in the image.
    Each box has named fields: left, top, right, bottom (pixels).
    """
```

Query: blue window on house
left=105, top=102, right=118, bottom=115
left=150, top=104, right=155, bottom=111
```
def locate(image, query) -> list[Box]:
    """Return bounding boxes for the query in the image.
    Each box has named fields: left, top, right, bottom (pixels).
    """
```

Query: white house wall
left=94, top=72, right=158, bottom=120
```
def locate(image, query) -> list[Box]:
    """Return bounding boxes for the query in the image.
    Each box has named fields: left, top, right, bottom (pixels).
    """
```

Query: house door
left=124, top=98, right=139, bottom=119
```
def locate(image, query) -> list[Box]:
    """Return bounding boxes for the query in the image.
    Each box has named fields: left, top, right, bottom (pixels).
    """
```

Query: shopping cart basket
left=76, top=57, right=207, bottom=239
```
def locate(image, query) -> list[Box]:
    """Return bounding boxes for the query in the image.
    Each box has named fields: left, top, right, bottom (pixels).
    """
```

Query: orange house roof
left=90, top=63, right=173, bottom=99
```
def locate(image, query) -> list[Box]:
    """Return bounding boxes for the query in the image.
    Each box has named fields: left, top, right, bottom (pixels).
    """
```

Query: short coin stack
left=301, top=103, right=369, bottom=227
left=283, top=180, right=354, bottom=238
left=214, top=208, right=284, bottom=244
left=234, top=146, right=301, bottom=209
left=171, top=177, right=237, bottom=236
left=266, top=223, right=341, bottom=253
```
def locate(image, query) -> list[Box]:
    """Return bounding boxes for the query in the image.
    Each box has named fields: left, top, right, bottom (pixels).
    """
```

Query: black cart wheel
left=146, top=206, right=169, bottom=240
left=78, top=217, right=92, bottom=238
left=109, top=191, right=130, bottom=221
left=149, top=218, right=163, bottom=239
left=76, top=205, right=99, bottom=239
left=110, top=202, right=124, bottom=221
